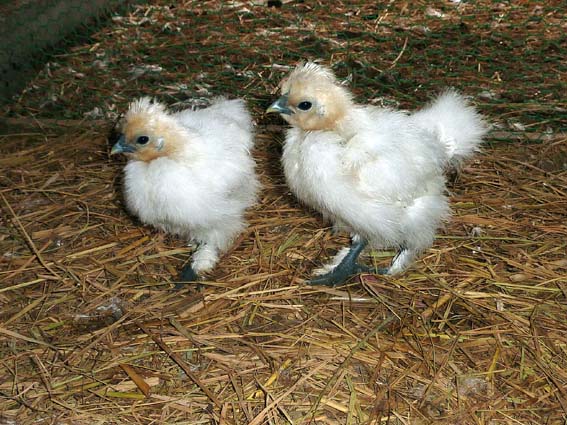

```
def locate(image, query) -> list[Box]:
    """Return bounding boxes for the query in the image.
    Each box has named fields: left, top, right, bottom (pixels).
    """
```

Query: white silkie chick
left=111, top=97, right=259, bottom=283
left=267, top=62, right=487, bottom=286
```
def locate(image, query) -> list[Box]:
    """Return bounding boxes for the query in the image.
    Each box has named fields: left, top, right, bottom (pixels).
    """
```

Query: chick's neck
left=331, top=108, right=360, bottom=140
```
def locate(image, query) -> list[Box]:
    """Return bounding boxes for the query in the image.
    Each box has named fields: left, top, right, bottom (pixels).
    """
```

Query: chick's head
left=111, top=97, right=182, bottom=162
left=267, top=62, right=353, bottom=131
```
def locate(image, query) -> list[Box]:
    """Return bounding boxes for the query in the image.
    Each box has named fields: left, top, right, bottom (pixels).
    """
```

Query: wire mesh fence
left=0, top=0, right=132, bottom=104
left=2, top=0, right=565, bottom=136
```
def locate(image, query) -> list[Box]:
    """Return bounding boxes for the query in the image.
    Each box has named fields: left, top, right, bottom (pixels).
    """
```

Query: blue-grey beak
left=266, top=95, right=293, bottom=115
left=111, top=134, right=136, bottom=155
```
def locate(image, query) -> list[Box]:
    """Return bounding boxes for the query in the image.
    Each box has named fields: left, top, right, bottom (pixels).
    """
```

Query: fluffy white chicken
left=267, top=62, right=487, bottom=286
left=111, top=97, right=258, bottom=283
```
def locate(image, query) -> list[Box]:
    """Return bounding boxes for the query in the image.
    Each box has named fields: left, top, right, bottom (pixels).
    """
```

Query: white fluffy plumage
left=268, top=62, right=488, bottom=283
left=112, top=97, right=259, bottom=277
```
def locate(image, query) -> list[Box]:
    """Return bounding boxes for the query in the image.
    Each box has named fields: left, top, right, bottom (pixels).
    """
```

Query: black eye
left=297, top=101, right=312, bottom=111
left=136, top=136, right=149, bottom=145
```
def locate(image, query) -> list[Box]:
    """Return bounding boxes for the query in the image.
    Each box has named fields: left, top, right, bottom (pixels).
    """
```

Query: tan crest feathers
left=126, top=97, right=167, bottom=119
left=291, top=61, right=337, bottom=82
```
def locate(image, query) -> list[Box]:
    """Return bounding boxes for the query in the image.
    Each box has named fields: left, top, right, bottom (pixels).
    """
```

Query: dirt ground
left=1, top=1, right=566, bottom=424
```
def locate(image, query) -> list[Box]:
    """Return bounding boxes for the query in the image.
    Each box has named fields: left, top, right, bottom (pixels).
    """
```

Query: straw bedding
left=1, top=1, right=565, bottom=423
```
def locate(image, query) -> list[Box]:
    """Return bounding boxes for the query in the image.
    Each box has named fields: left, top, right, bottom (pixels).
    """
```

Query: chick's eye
left=297, top=101, right=312, bottom=111
left=136, top=136, right=149, bottom=145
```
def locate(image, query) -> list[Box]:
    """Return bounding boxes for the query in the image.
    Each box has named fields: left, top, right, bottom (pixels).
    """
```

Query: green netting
left=0, top=0, right=131, bottom=103
left=1, top=1, right=565, bottom=133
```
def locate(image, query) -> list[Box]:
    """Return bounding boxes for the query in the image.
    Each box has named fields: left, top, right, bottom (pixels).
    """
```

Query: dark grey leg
left=174, top=263, right=200, bottom=290
left=308, top=239, right=388, bottom=287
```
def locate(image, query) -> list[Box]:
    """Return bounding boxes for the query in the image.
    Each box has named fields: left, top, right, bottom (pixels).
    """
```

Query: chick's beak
left=111, top=134, right=136, bottom=155
left=266, top=95, right=293, bottom=115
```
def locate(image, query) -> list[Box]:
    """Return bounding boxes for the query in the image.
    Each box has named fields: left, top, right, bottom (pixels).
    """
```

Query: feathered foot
left=174, top=244, right=219, bottom=290
left=386, top=247, right=414, bottom=276
left=308, top=239, right=388, bottom=287
left=174, top=264, right=200, bottom=290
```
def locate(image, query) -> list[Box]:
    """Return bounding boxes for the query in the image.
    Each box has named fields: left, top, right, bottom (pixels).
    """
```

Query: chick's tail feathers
left=210, top=97, right=254, bottom=135
left=412, top=90, right=488, bottom=164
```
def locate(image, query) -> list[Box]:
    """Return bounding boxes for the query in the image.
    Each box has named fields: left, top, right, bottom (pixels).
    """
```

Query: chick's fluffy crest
left=122, top=97, right=176, bottom=140
left=281, top=62, right=346, bottom=94
left=287, top=62, right=337, bottom=84
left=127, top=97, right=166, bottom=117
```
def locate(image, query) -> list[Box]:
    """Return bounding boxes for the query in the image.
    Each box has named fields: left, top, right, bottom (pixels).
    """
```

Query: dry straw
left=1, top=1, right=566, bottom=424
